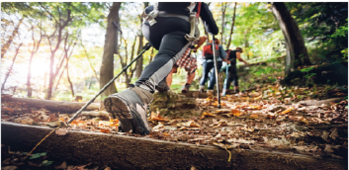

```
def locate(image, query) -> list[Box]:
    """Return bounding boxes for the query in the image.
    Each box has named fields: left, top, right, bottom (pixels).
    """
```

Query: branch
left=38, top=2, right=59, bottom=25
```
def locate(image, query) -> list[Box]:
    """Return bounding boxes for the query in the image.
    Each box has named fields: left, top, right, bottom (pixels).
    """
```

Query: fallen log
left=2, top=97, right=100, bottom=113
left=1, top=122, right=347, bottom=170
left=298, top=97, right=346, bottom=106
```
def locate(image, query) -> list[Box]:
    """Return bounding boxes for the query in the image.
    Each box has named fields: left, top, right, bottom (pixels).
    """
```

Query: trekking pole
left=66, top=43, right=152, bottom=124
left=243, top=63, right=247, bottom=93
left=222, top=63, right=230, bottom=97
left=210, top=34, right=221, bottom=109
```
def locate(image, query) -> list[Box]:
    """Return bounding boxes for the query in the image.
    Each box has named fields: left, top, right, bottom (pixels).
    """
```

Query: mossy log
left=1, top=122, right=347, bottom=170
left=150, top=91, right=201, bottom=118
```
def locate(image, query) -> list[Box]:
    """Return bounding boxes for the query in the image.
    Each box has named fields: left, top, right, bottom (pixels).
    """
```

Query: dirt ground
left=1, top=83, right=348, bottom=169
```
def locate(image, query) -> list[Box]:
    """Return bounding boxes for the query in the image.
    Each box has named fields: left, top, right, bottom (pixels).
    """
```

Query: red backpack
left=202, top=43, right=219, bottom=59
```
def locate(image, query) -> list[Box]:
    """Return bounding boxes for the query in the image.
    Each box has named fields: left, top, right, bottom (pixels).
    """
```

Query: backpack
left=202, top=43, right=219, bottom=59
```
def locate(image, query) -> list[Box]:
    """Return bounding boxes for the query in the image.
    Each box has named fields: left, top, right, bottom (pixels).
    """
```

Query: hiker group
left=104, top=2, right=249, bottom=135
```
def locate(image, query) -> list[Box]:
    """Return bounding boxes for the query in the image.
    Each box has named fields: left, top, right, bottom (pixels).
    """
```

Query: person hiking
left=199, top=38, right=228, bottom=95
left=103, top=2, right=219, bottom=135
left=222, top=47, right=249, bottom=96
left=156, top=35, right=207, bottom=93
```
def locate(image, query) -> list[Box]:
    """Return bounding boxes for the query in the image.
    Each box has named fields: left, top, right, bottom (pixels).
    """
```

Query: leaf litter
left=1, top=83, right=348, bottom=161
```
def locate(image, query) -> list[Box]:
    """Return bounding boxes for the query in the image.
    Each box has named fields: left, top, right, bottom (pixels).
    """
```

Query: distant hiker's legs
left=182, top=71, right=195, bottom=93
left=104, top=17, right=190, bottom=135
left=199, top=62, right=214, bottom=92
left=207, top=61, right=222, bottom=90
left=230, top=62, right=239, bottom=92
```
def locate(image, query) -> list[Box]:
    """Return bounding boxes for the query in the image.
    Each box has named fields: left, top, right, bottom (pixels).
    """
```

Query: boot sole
left=104, top=97, right=133, bottom=119
left=104, top=95, right=150, bottom=135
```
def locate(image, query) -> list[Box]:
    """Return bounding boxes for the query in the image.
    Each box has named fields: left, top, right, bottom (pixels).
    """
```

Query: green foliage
left=29, top=152, right=46, bottom=159
left=300, top=66, right=314, bottom=73
left=286, top=2, right=348, bottom=63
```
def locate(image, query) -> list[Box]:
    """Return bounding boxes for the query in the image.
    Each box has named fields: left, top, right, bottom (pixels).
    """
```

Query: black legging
left=134, top=17, right=191, bottom=92
left=225, top=60, right=239, bottom=90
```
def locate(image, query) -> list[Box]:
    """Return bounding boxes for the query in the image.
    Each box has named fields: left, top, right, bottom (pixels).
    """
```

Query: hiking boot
left=199, top=85, right=205, bottom=93
left=207, top=89, right=214, bottom=97
left=103, top=86, right=153, bottom=135
left=156, top=79, right=170, bottom=92
left=181, top=83, right=191, bottom=93
left=234, top=89, right=240, bottom=93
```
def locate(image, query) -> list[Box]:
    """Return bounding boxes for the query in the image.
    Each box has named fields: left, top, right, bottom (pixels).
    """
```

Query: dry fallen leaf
left=281, top=107, right=293, bottom=114
left=185, top=120, right=200, bottom=127
left=249, top=114, right=259, bottom=119
left=55, top=161, right=67, bottom=169
left=55, top=128, right=69, bottom=136
left=151, top=113, right=169, bottom=122
left=231, top=109, right=241, bottom=116
left=215, top=109, right=231, bottom=113
left=200, top=111, right=216, bottom=119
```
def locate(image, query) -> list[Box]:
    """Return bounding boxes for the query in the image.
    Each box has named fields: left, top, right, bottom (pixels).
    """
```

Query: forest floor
left=1, top=82, right=348, bottom=170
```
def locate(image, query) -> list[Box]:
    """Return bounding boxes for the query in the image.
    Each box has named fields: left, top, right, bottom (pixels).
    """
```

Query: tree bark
left=226, top=2, right=237, bottom=49
left=135, top=2, right=148, bottom=78
left=100, top=2, right=121, bottom=98
left=2, top=97, right=100, bottom=112
left=220, top=2, right=228, bottom=45
left=1, top=18, right=24, bottom=58
left=271, top=2, right=312, bottom=75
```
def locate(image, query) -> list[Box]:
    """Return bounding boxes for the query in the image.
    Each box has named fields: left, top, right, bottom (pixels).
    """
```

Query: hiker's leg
left=135, top=31, right=191, bottom=91
left=225, top=67, right=233, bottom=92
left=166, top=70, right=174, bottom=87
left=207, top=61, right=222, bottom=90
left=199, top=61, right=214, bottom=90
left=104, top=17, right=190, bottom=135
left=231, top=62, right=239, bottom=92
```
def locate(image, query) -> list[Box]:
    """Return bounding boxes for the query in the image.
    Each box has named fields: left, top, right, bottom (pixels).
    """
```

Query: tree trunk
left=226, top=2, right=237, bottom=49
left=271, top=2, right=312, bottom=75
left=100, top=2, right=121, bottom=98
left=46, top=52, right=55, bottom=99
left=220, top=2, right=228, bottom=45
left=1, top=18, right=24, bottom=58
left=26, top=55, right=34, bottom=97
left=135, top=2, right=148, bottom=78
left=54, top=63, right=65, bottom=92
left=66, top=60, right=74, bottom=97
left=135, top=34, right=144, bottom=78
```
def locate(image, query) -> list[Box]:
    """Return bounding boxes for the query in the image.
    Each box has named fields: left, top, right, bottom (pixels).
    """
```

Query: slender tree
left=135, top=2, right=149, bottom=78
left=1, top=18, right=24, bottom=58
left=226, top=2, right=237, bottom=49
left=100, top=2, right=121, bottom=97
left=220, top=2, right=228, bottom=45
left=27, top=24, right=43, bottom=97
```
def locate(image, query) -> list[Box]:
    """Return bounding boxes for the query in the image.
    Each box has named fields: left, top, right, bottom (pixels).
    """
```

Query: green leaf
left=29, top=153, right=41, bottom=159
left=40, top=160, right=53, bottom=166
